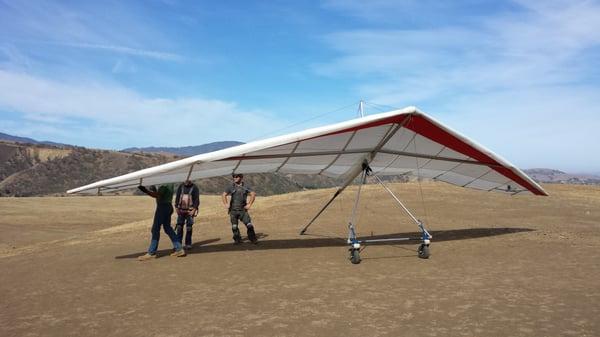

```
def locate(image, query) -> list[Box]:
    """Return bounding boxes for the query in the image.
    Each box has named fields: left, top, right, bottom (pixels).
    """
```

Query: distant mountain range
left=0, top=132, right=244, bottom=157
left=0, top=132, right=72, bottom=148
left=523, top=168, right=600, bottom=185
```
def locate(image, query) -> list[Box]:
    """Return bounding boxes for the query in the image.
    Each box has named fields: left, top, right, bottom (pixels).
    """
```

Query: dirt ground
left=0, top=182, right=599, bottom=337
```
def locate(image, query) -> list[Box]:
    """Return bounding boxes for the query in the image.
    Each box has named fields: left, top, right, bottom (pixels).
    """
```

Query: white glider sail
left=67, top=106, right=547, bottom=196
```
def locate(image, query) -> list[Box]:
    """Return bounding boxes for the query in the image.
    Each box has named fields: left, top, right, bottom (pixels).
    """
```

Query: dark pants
left=229, top=209, right=255, bottom=241
left=148, top=203, right=181, bottom=254
left=176, top=213, right=194, bottom=246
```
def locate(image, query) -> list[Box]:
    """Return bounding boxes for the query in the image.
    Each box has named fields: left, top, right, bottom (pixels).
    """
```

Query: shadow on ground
left=115, top=227, right=533, bottom=259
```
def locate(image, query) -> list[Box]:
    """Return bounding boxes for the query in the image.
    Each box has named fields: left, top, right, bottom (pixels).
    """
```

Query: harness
left=229, top=183, right=250, bottom=211
left=177, top=185, right=196, bottom=216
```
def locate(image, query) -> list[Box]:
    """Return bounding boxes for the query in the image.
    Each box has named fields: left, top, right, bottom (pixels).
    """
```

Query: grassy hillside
left=0, top=142, right=73, bottom=181
left=0, top=142, right=177, bottom=197
left=0, top=142, right=339, bottom=197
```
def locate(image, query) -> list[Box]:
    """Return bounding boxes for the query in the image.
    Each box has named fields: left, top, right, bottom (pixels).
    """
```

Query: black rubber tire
left=350, top=249, right=361, bottom=264
left=418, top=244, right=430, bottom=259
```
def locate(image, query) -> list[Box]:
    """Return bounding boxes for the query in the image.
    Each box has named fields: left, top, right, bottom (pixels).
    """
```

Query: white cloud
left=111, top=59, right=137, bottom=74
left=321, top=0, right=455, bottom=23
left=0, top=69, right=287, bottom=149
left=53, top=42, right=184, bottom=62
left=1, top=1, right=183, bottom=62
left=0, top=44, right=33, bottom=70
left=318, top=0, right=600, bottom=93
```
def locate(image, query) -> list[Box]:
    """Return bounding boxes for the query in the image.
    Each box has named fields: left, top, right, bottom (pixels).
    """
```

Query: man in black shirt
left=221, top=173, right=257, bottom=243
left=174, top=180, right=200, bottom=249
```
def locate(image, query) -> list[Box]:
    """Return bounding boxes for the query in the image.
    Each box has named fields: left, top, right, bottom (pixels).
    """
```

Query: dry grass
left=26, top=147, right=72, bottom=162
left=0, top=195, right=222, bottom=252
left=0, top=182, right=599, bottom=337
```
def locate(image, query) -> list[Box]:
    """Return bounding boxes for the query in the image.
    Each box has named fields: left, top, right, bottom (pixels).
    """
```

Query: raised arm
left=138, top=185, right=159, bottom=199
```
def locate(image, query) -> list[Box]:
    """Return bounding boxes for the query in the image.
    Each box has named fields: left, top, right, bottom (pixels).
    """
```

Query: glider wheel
left=418, top=244, right=430, bottom=259
left=350, top=249, right=361, bottom=264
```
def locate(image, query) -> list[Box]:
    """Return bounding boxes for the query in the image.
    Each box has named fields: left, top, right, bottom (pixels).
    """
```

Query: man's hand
left=244, top=204, right=252, bottom=210
left=221, top=193, right=230, bottom=212
left=138, top=185, right=159, bottom=198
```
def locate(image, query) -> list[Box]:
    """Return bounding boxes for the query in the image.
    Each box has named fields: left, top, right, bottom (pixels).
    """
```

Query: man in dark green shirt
left=221, top=173, right=257, bottom=243
left=137, top=183, right=185, bottom=260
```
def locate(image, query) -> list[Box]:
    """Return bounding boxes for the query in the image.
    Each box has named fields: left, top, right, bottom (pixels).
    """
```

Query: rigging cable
left=247, top=101, right=361, bottom=142
left=363, top=101, right=400, bottom=113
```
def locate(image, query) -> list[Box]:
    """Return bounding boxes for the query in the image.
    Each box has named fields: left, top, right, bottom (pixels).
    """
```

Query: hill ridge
left=122, top=141, right=244, bottom=157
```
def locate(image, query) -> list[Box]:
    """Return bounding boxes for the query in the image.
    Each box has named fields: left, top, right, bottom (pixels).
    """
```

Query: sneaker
left=233, top=235, right=243, bottom=244
left=184, top=245, right=192, bottom=250
left=137, top=253, right=157, bottom=261
left=170, top=249, right=186, bottom=257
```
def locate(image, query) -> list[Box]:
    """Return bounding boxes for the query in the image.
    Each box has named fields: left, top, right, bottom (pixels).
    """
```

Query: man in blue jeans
left=137, top=183, right=186, bottom=261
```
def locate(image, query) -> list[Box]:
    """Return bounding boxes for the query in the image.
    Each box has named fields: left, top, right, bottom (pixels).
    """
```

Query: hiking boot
left=137, top=253, right=157, bottom=261
left=233, top=235, right=243, bottom=244
left=247, top=228, right=258, bottom=244
left=170, top=249, right=186, bottom=257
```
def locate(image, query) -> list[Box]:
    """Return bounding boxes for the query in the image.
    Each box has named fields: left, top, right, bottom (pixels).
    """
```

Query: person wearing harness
left=175, top=180, right=200, bottom=250
left=137, top=183, right=186, bottom=261
left=221, top=173, right=257, bottom=244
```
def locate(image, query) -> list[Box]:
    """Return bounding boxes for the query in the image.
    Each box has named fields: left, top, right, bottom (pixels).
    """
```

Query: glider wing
left=67, top=106, right=547, bottom=196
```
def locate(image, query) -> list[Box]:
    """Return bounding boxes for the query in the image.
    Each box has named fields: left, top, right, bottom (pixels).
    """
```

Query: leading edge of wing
left=66, top=106, right=419, bottom=194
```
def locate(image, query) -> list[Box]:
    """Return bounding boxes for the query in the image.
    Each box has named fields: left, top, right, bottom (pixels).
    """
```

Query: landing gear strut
left=417, top=220, right=431, bottom=259
left=344, top=162, right=433, bottom=264
left=348, top=221, right=362, bottom=264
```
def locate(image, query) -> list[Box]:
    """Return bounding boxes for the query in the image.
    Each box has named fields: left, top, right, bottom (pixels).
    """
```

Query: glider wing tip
left=66, top=186, right=86, bottom=194
left=407, top=105, right=420, bottom=112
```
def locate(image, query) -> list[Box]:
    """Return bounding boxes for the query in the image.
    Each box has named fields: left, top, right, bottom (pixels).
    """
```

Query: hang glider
left=67, top=106, right=547, bottom=197
left=68, top=105, right=547, bottom=264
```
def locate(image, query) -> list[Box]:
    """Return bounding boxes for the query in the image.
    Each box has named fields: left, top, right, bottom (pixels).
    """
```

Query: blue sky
left=1, top=0, right=599, bottom=173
